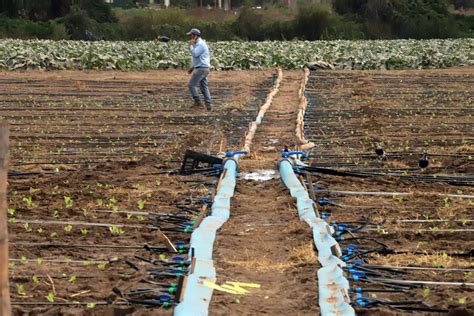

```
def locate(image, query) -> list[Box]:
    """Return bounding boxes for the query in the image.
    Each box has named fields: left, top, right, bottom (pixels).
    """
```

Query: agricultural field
left=0, top=70, right=274, bottom=314
left=301, top=69, right=473, bottom=314
left=0, top=38, right=473, bottom=71
left=0, top=53, right=472, bottom=315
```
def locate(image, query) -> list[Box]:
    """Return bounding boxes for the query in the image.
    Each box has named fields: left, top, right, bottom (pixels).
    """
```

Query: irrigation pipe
left=368, top=278, right=474, bottom=287
left=176, top=70, right=282, bottom=315
left=278, top=155, right=354, bottom=316
left=243, top=68, right=282, bottom=152
left=9, top=258, right=108, bottom=264
left=295, top=67, right=315, bottom=151
left=316, top=190, right=474, bottom=199
left=174, top=154, right=239, bottom=316
left=361, top=265, right=474, bottom=272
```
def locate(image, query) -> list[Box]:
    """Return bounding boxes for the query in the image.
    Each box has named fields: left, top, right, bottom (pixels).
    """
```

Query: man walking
left=187, top=28, right=212, bottom=111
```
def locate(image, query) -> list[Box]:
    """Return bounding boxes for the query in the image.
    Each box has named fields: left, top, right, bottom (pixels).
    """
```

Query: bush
left=294, top=4, right=338, bottom=40
left=0, top=17, right=61, bottom=39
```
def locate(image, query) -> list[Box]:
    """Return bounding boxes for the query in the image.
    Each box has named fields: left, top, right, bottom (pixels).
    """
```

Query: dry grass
left=289, top=242, right=317, bottom=265
left=221, top=258, right=293, bottom=273
left=221, top=243, right=316, bottom=273
left=368, top=253, right=473, bottom=268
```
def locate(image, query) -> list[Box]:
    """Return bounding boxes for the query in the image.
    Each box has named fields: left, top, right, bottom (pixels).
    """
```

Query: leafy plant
left=16, top=284, right=26, bottom=296
left=45, top=292, right=55, bottom=302
left=64, top=196, right=73, bottom=208
left=109, top=226, right=124, bottom=235
left=64, top=224, right=73, bottom=233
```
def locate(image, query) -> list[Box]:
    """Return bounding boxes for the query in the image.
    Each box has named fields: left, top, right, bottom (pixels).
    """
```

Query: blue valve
left=157, top=294, right=171, bottom=302
left=172, top=256, right=184, bottom=263
left=281, top=151, right=307, bottom=158
left=352, top=259, right=365, bottom=265
left=355, top=297, right=373, bottom=307
left=225, top=150, right=248, bottom=157
left=317, top=198, right=329, bottom=206
left=346, top=244, right=358, bottom=250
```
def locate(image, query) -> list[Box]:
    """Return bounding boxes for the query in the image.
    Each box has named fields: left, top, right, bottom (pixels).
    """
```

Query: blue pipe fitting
left=317, top=198, right=330, bottom=206
left=281, top=151, right=307, bottom=158
left=225, top=150, right=248, bottom=158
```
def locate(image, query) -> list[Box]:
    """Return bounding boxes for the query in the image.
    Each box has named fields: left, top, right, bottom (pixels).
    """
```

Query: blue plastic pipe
left=278, top=157, right=355, bottom=316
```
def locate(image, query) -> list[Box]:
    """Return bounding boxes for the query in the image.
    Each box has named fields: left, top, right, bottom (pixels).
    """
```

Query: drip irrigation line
left=9, top=258, right=109, bottom=264
left=315, top=189, right=474, bottom=199
left=397, top=219, right=474, bottom=223
left=361, top=264, right=474, bottom=272
left=10, top=242, right=148, bottom=250
left=10, top=274, right=96, bottom=279
left=368, top=278, right=474, bottom=287
left=12, top=219, right=147, bottom=229
left=363, top=228, right=474, bottom=233
left=11, top=301, right=121, bottom=306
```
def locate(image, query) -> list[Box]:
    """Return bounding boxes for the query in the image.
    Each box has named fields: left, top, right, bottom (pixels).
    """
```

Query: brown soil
left=0, top=70, right=274, bottom=315
left=210, top=71, right=319, bottom=315
left=305, top=69, right=473, bottom=314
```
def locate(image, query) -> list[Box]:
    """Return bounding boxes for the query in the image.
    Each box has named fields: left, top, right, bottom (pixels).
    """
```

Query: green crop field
left=0, top=38, right=472, bottom=71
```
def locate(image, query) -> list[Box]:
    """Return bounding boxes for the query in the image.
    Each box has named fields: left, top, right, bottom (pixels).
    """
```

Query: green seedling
left=137, top=199, right=145, bottom=210
left=422, top=288, right=430, bottom=298
left=97, top=263, right=106, bottom=270
left=64, top=196, right=73, bottom=208
left=459, top=297, right=466, bottom=304
left=443, top=197, right=449, bottom=208
left=136, top=215, right=145, bottom=221
left=86, top=303, right=96, bottom=309
left=52, top=210, right=60, bottom=218
left=80, top=228, right=88, bottom=236
left=20, top=256, right=28, bottom=264
left=50, top=231, right=58, bottom=238
left=126, top=213, right=133, bottom=220
left=16, top=284, right=26, bottom=296
left=109, top=226, right=124, bottom=235
left=7, top=208, right=15, bottom=216
left=64, top=225, right=73, bottom=233
left=22, top=223, right=32, bottom=233
left=36, top=258, right=44, bottom=265
left=45, top=292, right=55, bottom=302
left=22, top=196, right=35, bottom=208
left=68, top=275, right=77, bottom=282
left=36, top=227, right=44, bottom=234
left=32, top=275, right=40, bottom=283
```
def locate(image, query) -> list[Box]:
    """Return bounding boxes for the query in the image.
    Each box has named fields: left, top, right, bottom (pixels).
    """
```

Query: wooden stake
left=192, top=204, right=208, bottom=229
left=156, top=228, right=177, bottom=253
left=0, top=122, right=11, bottom=316
left=305, top=173, right=316, bottom=201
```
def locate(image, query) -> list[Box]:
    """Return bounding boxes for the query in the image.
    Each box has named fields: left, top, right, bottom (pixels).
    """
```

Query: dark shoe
left=191, top=101, right=202, bottom=108
left=205, top=103, right=212, bottom=111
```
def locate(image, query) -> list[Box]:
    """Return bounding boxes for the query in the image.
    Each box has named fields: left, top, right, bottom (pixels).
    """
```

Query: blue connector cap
left=225, top=150, right=248, bottom=157
left=317, top=198, right=329, bottom=206
left=281, top=151, right=307, bottom=158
